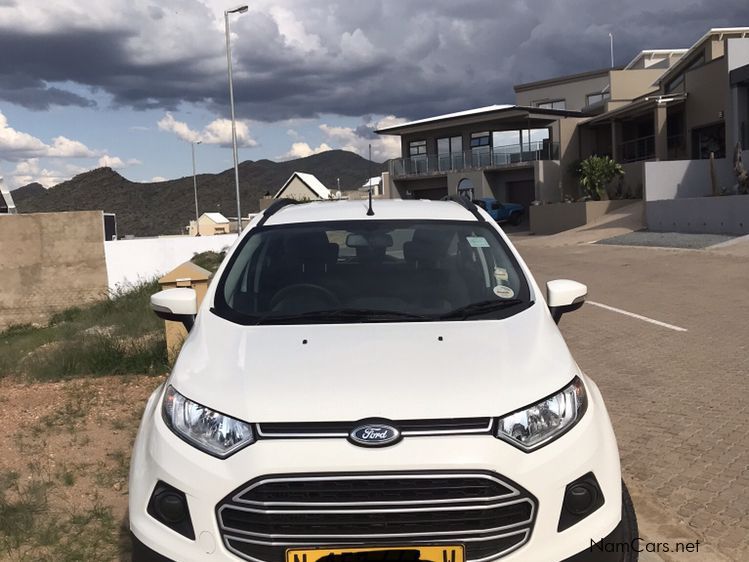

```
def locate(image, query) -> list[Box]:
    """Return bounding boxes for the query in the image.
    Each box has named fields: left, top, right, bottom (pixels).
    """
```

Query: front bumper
left=129, top=376, right=625, bottom=562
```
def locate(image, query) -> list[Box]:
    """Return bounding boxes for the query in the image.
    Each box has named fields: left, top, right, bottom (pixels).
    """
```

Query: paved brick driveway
left=512, top=238, right=749, bottom=561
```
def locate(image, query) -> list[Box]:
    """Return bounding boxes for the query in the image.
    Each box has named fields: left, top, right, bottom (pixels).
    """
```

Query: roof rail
left=447, top=194, right=485, bottom=222
left=256, top=198, right=300, bottom=227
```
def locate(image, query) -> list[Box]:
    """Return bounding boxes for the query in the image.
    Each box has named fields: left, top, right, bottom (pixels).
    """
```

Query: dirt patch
left=0, top=374, right=164, bottom=561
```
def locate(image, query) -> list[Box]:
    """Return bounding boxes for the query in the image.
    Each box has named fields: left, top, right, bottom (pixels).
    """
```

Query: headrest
left=403, top=239, right=444, bottom=265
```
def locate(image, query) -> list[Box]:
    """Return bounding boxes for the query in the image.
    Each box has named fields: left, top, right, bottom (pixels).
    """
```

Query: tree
left=578, top=156, right=624, bottom=201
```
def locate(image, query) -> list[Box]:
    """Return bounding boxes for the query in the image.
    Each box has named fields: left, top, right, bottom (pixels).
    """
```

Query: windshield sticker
left=493, top=285, right=515, bottom=299
left=493, top=267, right=509, bottom=282
left=466, top=236, right=490, bottom=248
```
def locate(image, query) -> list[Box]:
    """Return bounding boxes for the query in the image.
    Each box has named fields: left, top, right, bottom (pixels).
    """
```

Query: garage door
left=506, top=180, right=535, bottom=210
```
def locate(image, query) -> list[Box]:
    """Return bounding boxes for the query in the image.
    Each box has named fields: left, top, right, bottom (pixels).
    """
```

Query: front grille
left=216, top=472, right=536, bottom=562
left=256, top=418, right=493, bottom=439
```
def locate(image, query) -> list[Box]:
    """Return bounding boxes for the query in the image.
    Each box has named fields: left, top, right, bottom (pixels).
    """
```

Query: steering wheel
left=269, top=283, right=341, bottom=312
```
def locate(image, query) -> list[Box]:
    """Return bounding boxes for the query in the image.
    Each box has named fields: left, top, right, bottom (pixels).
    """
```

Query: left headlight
left=162, top=385, right=255, bottom=458
left=496, top=377, right=587, bottom=451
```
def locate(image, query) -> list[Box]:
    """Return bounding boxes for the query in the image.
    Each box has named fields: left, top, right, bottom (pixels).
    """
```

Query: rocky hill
left=13, top=150, right=386, bottom=237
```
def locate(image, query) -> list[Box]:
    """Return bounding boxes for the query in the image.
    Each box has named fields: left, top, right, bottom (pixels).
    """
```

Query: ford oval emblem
left=349, top=420, right=402, bottom=448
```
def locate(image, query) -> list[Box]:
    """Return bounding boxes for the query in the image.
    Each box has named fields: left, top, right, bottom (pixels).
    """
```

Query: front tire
left=509, top=212, right=522, bottom=226
left=620, top=480, right=639, bottom=561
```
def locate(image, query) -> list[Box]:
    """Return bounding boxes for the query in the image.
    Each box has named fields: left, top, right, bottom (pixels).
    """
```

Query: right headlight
left=496, top=377, right=587, bottom=451
left=162, top=385, right=255, bottom=458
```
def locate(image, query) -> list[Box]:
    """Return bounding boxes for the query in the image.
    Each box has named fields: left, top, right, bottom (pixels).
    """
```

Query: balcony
left=618, top=134, right=687, bottom=163
left=619, top=135, right=655, bottom=163
left=390, top=142, right=560, bottom=178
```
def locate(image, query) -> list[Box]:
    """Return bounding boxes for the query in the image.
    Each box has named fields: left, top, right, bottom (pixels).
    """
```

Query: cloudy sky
left=0, top=0, right=746, bottom=189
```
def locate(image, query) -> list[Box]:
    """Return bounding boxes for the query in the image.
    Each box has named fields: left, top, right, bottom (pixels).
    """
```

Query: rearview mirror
left=151, top=288, right=198, bottom=331
left=546, top=279, right=587, bottom=324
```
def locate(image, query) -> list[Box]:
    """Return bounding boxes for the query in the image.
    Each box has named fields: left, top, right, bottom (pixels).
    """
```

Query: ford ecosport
left=130, top=197, right=637, bottom=562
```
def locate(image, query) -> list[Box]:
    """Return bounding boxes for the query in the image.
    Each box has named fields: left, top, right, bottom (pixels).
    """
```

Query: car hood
left=170, top=303, right=579, bottom=423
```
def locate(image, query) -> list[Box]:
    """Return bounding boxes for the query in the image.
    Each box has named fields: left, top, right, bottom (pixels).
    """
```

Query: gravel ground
left=597, top=231, right=735, bottom=249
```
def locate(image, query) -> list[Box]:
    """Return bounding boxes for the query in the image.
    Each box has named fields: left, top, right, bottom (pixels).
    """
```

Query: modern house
left=188, top=212, right=231, bottom=236
left=377, top=27, right=749, bottom=233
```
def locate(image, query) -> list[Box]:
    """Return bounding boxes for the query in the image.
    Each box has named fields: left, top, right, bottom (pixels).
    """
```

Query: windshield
left=214, top=220, right=532, bottom=324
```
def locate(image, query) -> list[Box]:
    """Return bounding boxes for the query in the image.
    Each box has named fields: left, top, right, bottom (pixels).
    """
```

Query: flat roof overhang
left=375, top=105, right=583, bottom=136
left=583, top=94, right=687, bottom=126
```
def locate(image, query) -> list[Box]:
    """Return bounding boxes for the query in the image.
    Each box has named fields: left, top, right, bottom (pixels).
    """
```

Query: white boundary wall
left=104, top=234, right=238, bottom=291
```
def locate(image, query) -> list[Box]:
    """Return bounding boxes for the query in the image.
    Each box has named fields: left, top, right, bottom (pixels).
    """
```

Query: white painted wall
left=104, top=234, right=237, bottom=291
left=643, top=158, right=736, bottom=201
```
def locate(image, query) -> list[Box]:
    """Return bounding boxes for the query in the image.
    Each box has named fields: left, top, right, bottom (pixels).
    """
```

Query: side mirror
left=547, top=279, right=587, bottom=324
left=151, top=288, right=198, bottom=331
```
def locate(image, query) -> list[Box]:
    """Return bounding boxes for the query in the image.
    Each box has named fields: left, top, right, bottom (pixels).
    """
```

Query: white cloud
left=98, top=154, right=125, bottom=169
left=157, top=112, right=200, bottom=143
left=46, top=135, right=96, bottom=158
left=157, top=112, right=257, bottom=148
left=10, top=158, right=66, bottom=188
left=0, top=110, right=97, bottom=162
left=0, top=111, right=48, bottom=160
left=201, top=118, right=257, bottom=147
left=279, top=141, right=333, bottom=160
left=318, top=115, right=406, bottom=161
left=151, top=176, right=167, bottom=182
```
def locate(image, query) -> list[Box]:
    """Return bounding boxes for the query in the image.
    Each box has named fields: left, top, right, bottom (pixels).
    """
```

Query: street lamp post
left=191, top=140, right=202, bottom=236
left=224, top=4, right=248, bottom=235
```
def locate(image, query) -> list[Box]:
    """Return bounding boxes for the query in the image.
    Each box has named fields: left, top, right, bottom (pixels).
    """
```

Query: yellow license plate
left=286, top=545, right=465, bottom=562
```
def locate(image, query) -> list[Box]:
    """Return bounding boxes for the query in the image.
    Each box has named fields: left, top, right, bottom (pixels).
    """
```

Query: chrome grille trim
left=218, top=497, right=535, bottom=540
left=231, top=473, right=520, bottom=508
left=216, top=472, right=536, bottom=562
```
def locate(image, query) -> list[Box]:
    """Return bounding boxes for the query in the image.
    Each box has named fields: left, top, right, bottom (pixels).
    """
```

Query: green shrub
left=578, top=156, right=624, bottom=201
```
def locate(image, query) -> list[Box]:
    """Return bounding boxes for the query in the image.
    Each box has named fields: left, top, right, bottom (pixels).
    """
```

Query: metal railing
left=619, top=135, right=655, bottom=163
left=390, top=142, right=560, bottom=177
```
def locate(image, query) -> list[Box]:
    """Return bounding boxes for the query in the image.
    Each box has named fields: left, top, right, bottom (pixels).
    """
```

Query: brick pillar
left=611, top=120, right=622, bottom=161
left=654, top=103, right=668, bottom=161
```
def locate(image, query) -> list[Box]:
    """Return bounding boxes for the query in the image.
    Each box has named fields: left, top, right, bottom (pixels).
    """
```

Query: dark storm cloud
left=0, top=0, right=747, bottom=120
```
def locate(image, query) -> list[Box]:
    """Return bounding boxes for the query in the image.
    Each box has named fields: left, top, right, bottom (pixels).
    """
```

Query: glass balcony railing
left=390, top=142, right=560, bottom=178
left=619, top=135, right=655, bottom=163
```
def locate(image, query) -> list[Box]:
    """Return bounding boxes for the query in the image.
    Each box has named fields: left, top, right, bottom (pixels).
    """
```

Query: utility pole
left=191, top=141, right=201, bottom=236
left=609, top=33, right=614, bottom=68
left=224, top=4, right=248, bottom=235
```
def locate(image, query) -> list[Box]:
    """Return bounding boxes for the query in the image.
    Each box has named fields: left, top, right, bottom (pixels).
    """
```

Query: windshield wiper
left=440, top=299, right=525, bottom=320
left=253, top=308, right=431, bottom=325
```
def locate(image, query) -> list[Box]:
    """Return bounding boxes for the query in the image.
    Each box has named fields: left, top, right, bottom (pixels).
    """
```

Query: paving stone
left=513, top=238, right=749, bottom=560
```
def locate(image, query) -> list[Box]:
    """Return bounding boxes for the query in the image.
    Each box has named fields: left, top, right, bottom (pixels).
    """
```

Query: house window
left=685, top=51, right=705, bottom=72
left=586, top=92, right=611, bottom=106
left=471, top=132, right=491, bottom=167
left=492, top=131, right=521, bottom=164
left=522, top=128, right=550, bottom=154
left=470, top=132, right=491, bottom=148
left=437, top=136, right=463, bottom=170
left=409, top=140, right=427, bottom=156
left=536, top=99, right=566, bottom=110
left=665, top=73, right=685, bottom=94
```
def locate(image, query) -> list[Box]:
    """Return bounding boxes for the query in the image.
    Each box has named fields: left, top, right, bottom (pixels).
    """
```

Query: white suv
left=130, top=198, right=637, bottom=562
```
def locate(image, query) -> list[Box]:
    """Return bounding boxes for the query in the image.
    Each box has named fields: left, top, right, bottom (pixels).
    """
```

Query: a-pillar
left=654, top=103, right=668, bottom=161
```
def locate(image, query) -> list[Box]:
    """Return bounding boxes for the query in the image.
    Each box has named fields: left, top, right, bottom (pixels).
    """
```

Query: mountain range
left=12, top=150, right=386, bottom=237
